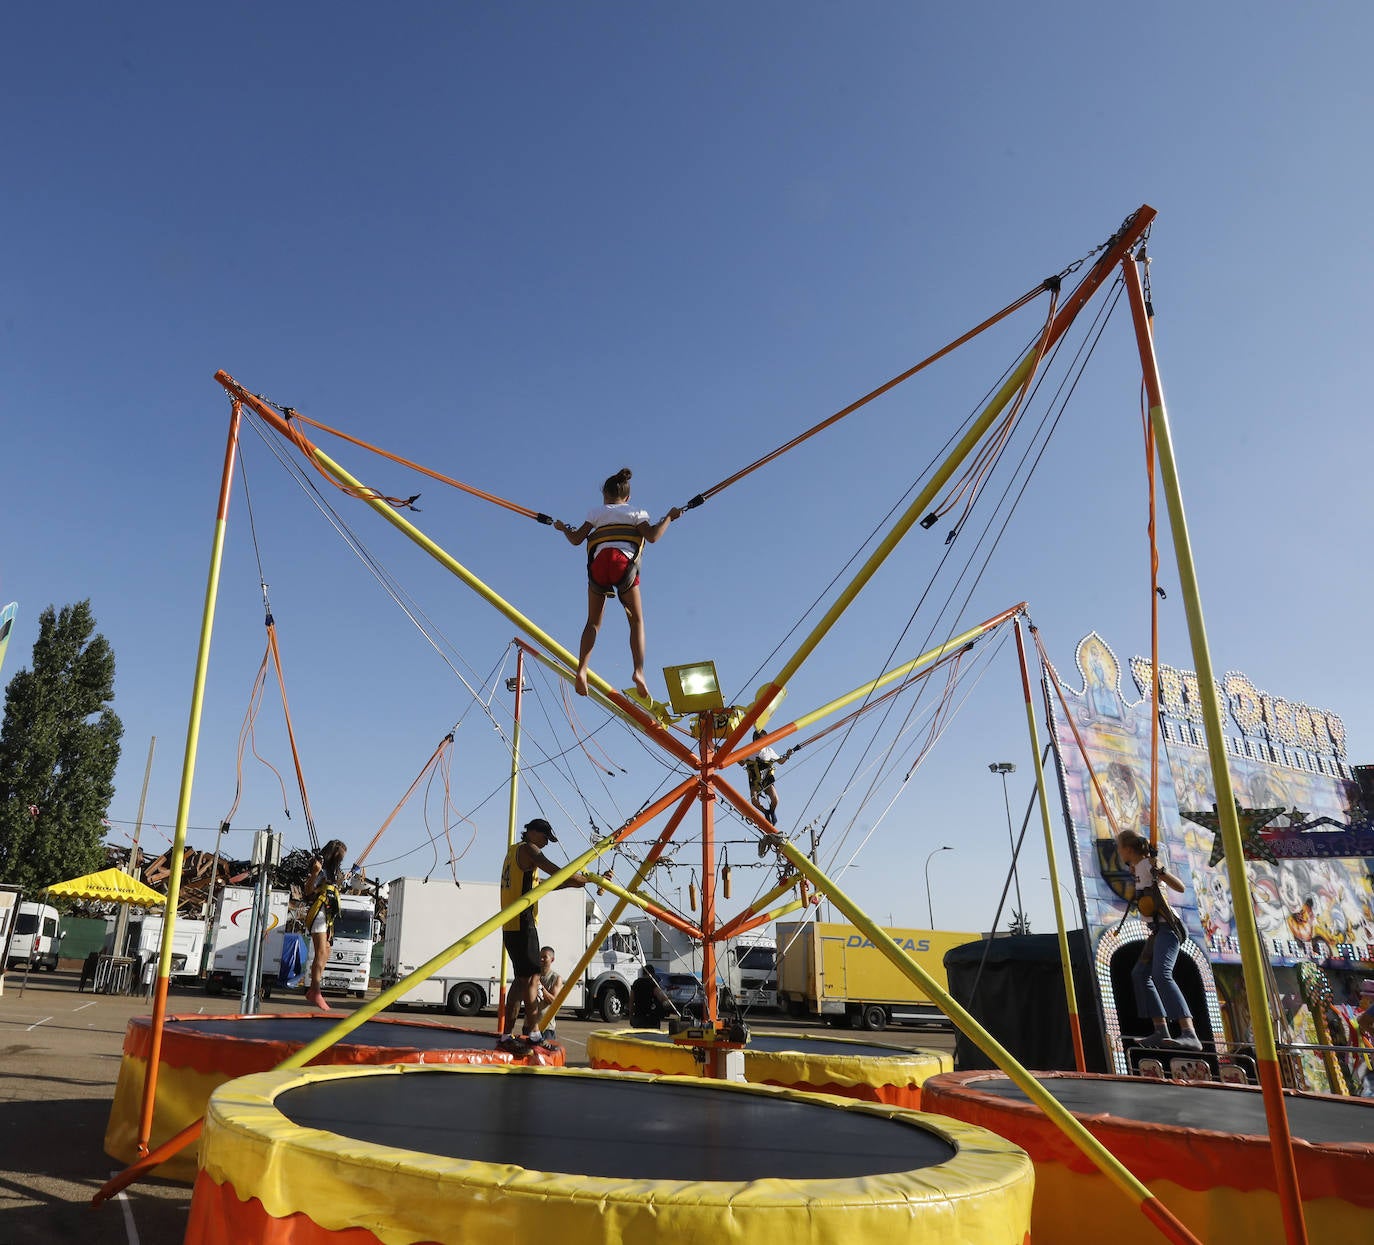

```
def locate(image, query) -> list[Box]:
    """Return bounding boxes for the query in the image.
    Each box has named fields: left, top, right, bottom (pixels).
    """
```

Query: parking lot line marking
left=112, top=1173, right=142, bottom=1245
left=73, top=1001, right=96, bottom=1012
left=26, top=1016, right=52, bottom=1031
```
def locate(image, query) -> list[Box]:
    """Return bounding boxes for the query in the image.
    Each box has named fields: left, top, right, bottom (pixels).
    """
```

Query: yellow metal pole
left=713, top=873, right=803, bottom=940
left=732, top=894, right=808, bottom=935
left=583, top=872, right=700, bottom=936
left=778, top=839, right=1201, bottom=1245
left=724, top=208, right=1155, bottom=757
left=214, top=375, right=622, bottom=703
left=1014, top=616, right=1086, bottom=1071
left=513, top=638, right=697, bottom=767
left=136, top=400, right=242, bottom=1157
left=538, top=792, right=697, bottom=1030
left=497, top=647, right=525, bottom=1034
left=776, top=605, right=1022, bottom=739
left=1120, top=255, right=1309, bottom=1245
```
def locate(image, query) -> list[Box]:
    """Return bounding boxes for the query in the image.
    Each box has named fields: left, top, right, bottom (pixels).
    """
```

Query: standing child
left=303, top=839, right=349, bottom=1011
left=555, top=467, right=681, bottom=697
left=1117, top=829, right=1203, bottom=1050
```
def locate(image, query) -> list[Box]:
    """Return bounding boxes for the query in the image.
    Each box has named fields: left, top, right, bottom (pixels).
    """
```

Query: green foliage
left=0, top=601, right=123, bottom=894
left=1009, top=909, right=1033, bottom=936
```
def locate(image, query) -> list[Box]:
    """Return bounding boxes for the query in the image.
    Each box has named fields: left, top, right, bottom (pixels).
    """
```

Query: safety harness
left=586, top=522, right=646, bottom=598
left=305, top=870, right=343, bottom=939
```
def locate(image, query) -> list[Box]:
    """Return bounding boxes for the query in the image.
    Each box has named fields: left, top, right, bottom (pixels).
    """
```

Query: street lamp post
left=989, top=762, right=1022, bottom=923
left=924, top=845, right=953, bottom=927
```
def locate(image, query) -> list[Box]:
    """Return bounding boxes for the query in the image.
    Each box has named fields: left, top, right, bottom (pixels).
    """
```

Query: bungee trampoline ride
left=90, top=204, right=1367, bottom=1245
left=104, top=1012, right=563, bottom=1182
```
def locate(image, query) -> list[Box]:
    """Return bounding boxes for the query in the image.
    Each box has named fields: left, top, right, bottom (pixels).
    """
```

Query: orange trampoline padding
left=922, top=1070, right=1374, bottom=1244
left=188, top=1171, right=379, bottom=1245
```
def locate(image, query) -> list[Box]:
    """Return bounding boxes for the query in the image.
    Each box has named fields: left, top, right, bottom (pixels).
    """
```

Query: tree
left=1009, top=909, right=1033, bottom=936
left=0, top=601, right=123, bottom=894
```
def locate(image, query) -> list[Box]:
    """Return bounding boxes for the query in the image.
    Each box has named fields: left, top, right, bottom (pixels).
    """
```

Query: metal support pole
left=1014, top=617, right=1085, bottom=1071
left=136, top=399, right=242, bottom=1157
left=1120, top=254, right=1308, bottom=1245
left=497, top=648, right=525, bottom=1034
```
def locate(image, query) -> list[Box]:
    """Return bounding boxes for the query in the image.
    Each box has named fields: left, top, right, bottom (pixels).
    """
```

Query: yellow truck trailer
left=775, top=921, right=981, bottom=1031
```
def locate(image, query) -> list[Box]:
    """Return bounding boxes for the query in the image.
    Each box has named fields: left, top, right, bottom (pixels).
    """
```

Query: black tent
left=943, top=932, right=1108, bottom=1073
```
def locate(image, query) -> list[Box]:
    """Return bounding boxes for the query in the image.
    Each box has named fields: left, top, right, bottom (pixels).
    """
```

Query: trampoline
left=104, top=1012, right=562, bottom=1181
left=921, top=1069, right=1374, bottom=1244
left=184, top=1063, right=1033, bottom=1245
left=588, top=1027, right=951, bottom=1109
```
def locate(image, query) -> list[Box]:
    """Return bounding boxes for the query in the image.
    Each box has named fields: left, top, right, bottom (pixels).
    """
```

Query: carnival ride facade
left=91, top=204, right=1373, bottom=1244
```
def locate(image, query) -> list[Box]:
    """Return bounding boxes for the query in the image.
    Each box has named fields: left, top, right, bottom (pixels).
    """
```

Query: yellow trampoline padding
left=104, top=1053, right=221, bottom=1181
left=588, top=1028, right=952, bottom=1093
left=196, top=1064, right=1034, bottom=1245
left=1029, top=1159, right=1371, bottom=1245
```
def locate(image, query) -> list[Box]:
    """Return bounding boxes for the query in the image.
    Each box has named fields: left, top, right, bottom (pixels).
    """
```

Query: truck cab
left=724, top=941, right=778, bottom=1010
left=585, top=923, right=646, bottom=1022
left=7, top=902, right=62, bottom=971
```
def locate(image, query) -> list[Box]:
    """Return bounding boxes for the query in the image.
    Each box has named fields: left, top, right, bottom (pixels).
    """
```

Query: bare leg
left=575, top=590, right=608, bottom=696
left=620, top=582, right=649, bottom=698
left=308, top=931, right=332, bottom=1009
left=520, top=974, right=542, bottom=1036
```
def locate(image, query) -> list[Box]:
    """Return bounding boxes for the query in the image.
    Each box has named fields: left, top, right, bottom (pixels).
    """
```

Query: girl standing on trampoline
left=555, top=468, right=681, bottom=698
left=1117, top=829, right=1203, bottom=1050
left=303, top=839, right=350, bottom=1011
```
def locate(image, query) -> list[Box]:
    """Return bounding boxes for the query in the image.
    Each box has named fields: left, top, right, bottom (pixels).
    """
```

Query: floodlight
left=662, top=661, right=725, bottom=714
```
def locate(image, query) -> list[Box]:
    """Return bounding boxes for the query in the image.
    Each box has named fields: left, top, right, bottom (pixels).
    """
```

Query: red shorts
left=589, top=548, right=639, bottom=597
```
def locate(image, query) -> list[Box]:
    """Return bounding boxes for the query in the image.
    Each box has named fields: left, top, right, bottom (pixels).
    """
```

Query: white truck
left=7, top=902, right=62, bottom=971
left=724, top=936, right=778, bottom=1010
left=628, top=915, right=779, bottom=1011
left=381, top=878, right=647, bottom=1022
left=106, top=914, right=207, bottom=982
left=305, top=891, right=376, bottom=998
left=206, top=885, right=290, bottom=997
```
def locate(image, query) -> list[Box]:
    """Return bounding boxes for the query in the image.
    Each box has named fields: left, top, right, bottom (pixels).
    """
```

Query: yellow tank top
left=500, top=842, right=538, bottom=931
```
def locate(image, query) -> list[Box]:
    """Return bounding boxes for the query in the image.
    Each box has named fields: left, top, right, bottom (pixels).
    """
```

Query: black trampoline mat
left=166, top=1016, right=490, bottom=1051
left=626, top=1030, right=926, bottom=1061
left=970, top=1075, right=1374, bottom=1146
left=277, top=1071, right=955, bottom=1179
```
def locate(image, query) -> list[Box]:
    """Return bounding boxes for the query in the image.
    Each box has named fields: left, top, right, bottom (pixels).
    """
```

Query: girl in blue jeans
left=1118, top=830, right=1202, bottom=1050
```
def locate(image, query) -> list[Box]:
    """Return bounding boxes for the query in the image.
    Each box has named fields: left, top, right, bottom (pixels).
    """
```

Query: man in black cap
left=497, top=818, right=587, bottom=1051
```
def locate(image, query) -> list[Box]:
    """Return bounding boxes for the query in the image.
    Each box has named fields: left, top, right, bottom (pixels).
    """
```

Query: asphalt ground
left=0, top=968, right=956, bottom=1245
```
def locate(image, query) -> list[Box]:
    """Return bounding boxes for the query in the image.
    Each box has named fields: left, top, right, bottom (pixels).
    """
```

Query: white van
left=8, top=902, right=62, bottom=971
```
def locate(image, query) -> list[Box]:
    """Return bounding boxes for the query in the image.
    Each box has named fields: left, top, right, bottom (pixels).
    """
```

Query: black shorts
left=503, top=924, right=541, bottom=978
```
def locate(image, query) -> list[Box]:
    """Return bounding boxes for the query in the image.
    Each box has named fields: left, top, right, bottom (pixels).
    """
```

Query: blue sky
left=4, top=5, right=1371, bottom=938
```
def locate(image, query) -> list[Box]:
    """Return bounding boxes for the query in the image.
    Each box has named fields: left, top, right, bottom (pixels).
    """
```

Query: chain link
left=1055, top=208, right=1144, bottom=282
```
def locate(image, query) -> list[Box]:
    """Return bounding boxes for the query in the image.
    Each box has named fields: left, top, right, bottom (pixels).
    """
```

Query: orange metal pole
left=698, top=718, right=720, bottom=1025
left=1121, top=253, right=1308, bottom=1245
left=713, top=873, right=803, bottom=941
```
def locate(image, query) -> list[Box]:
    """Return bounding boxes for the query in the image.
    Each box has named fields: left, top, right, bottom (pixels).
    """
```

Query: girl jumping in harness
left=1117, top=829, right=1203, bottom=1051
left=303, top=839, right=350, bottom=1011
left=555, top=467, right=681, bottom=698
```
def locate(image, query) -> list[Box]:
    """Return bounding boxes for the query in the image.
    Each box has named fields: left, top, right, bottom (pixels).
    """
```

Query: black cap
left=523, top=818, right=557, bottom=842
